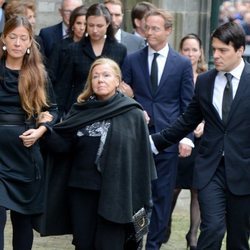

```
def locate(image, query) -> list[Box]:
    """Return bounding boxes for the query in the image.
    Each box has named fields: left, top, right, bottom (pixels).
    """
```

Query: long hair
left=0, top=16, right=48, bottom=118
left=179, top=33, right=207, bottom=74
left=68, top=5, right=87, bottom=38
left=77, top=58, right=121, bottom=103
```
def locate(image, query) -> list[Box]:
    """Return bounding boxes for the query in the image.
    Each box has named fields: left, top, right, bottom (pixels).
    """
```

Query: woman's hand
left=19, top=126, right=47, bottom=147
left=37, top=111, right=53, bottom=124
left=118, top=81, right=134, bottom=98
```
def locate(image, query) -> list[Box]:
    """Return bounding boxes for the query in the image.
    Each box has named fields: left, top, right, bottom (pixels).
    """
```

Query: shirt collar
left=115, top=28, right=122, bottom=42
left=148, top=43, right=169, bottom=57
left=218, top=58, right=245, bottom=80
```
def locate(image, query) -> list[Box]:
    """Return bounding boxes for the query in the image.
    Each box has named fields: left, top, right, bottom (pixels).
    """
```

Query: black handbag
left=131, top=207, right=149, bottom=242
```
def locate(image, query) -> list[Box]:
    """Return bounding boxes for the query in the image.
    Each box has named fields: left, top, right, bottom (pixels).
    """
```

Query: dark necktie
left=150, top=53, right=159, bottom=93
left=222, top=73, right=233, bottom=123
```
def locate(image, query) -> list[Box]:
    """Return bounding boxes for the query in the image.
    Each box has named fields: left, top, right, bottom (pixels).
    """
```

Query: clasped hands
left=19, top=111, right=53, bottom=148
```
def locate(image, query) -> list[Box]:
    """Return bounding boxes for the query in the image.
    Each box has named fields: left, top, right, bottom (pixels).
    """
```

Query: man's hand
left=178, top=143, right=192, bottom=158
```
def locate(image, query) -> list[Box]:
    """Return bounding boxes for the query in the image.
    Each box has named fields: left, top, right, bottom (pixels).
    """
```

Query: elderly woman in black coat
left=38, top=58, right=156, bottom=250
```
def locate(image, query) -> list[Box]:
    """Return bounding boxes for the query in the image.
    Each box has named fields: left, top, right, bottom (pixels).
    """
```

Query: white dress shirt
left=213, top=58, right=245, bottom=118
left=148, top=44, right=194, bottom=153
left=148, top=45, right=169, bottom=86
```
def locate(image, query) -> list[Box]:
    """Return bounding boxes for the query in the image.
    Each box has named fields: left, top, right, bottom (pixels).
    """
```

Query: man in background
left=39, top=0, right=82, bottom=58
left=131, top=1, right=156, bottom=40
left=104, top=0, right=145, bottom=54
left=122, top=9, right=194, bottom=250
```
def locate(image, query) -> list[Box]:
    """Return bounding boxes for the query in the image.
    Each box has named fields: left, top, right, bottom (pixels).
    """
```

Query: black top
left=54, top=36, right=127, bottom=115
left=0, top=65, right=58, bottom=214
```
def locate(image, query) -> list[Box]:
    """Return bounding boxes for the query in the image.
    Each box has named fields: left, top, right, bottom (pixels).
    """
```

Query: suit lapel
left=201, top=69, right=224, bottom=127
left=227, top=63, right=250, bottom=122
left=156, top=48, right=173, bottom=93
left=139, top=47, right=153, bottom=93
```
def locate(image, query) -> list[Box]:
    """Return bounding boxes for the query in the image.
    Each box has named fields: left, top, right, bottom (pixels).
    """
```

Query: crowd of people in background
left=0, top=0, right=249, bottom=250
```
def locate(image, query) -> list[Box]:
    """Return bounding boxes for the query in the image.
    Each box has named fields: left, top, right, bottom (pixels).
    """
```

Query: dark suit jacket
left=55, top=36, right=127, bottom=114
left=48, top=37, right=74, bottom=86
left=39, top=22, right=63, bottom=58
left=120, top=30, right=145, bottom=54
left=152, top=62, right=250, bottom=195
left=122, top=46, right=194, bottom=152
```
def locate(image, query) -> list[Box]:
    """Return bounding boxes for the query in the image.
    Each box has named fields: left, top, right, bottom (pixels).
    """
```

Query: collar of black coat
left=53, top=91, right=142, bottom=132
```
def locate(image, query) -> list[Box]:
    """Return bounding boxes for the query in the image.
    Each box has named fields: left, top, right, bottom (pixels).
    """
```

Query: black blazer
left=47, top=37, right=74, bottom=86
left=152, top=62, right=250, bottom=195
left=39, top=22, right=63, bottom=58
left=54, top=36, right=127, bottom=114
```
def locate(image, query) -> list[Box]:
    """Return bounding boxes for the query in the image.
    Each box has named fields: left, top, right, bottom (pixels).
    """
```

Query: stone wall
left=35, top=0, right=212, bottom=57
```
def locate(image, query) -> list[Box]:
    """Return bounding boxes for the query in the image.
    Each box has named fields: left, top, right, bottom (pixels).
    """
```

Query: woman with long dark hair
left=0, top=16, right=57, bottom=250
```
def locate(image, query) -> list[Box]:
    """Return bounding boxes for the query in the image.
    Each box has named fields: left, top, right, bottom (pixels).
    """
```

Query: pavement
left=3, top=191, right=195, bottom=250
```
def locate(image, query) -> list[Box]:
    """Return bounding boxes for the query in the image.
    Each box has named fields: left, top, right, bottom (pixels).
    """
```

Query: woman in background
left=48, top=5, right=87, bottom=87
left=54, top=3, right=127, bottom=119
left=0, top=16, right=57, bottom=250
left=4, top=0, right=45, bottom=54
left=165, top=34, right=207, bottom=250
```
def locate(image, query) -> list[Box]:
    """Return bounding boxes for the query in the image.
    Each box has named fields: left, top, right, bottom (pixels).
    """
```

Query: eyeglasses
left=144, top=26, right=162, bottom=33
left=61, top=9, right=72, bottom=15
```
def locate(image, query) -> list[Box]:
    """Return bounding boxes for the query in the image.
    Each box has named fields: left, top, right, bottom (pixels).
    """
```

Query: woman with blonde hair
left=39, top=58, right=155, bottom=249
left=0, top=16, right=57, bottom=250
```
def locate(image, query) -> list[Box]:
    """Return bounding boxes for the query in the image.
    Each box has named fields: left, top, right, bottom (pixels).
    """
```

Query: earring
left=85, top=32, right=88, bottom=37
left=104, top=34, right=107, bottom=39
left=26, top=48, right=30, bottom=54
left=2, top=45, right=6, bottom=51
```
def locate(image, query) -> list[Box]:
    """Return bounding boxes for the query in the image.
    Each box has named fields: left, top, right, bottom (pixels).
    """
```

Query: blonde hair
left=77, top=58, right=121, bottom=103
left=179, top=33, right=207, bottom=74
left=144, top=8, right=174, bottom=29
left=0, top=16, right=48, bottom=118
left=5, top=0, right=36, bottom=22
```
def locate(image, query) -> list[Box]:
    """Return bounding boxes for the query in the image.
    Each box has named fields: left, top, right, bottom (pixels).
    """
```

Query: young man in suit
left=122, top=9, right=194, bottom=250
left=131, top=1, right=156, bottom=40
left=39, top=0, right=82, bottom=58
left=104, top=0, right=145, bottom=54
left=151, top=21, right=250, bottom=249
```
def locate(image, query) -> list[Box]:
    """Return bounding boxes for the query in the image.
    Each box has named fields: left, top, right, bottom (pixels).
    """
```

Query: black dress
left=0, top=66, right=57, bottom=214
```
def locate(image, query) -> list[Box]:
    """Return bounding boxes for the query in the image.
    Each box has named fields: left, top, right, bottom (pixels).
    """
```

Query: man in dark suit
left=104, top=0, right=145, bottom=54
left=151, top=21, right=250, bottom=249
left=39, top=0, right=82, bottom=58
left=122, top=9, right=194, bottom=250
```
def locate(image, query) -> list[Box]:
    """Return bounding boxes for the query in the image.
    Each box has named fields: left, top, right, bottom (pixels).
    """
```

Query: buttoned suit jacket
left=39, top=22, right=63, bottom=58
left=122, top=45, right=194, bottom=153
left=152, top=62, right=250, bottom=195
left=120, top=30, right=145, bottom=54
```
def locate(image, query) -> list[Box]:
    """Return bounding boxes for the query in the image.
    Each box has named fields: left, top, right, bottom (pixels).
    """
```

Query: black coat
left=54, top=36, right=127, bottom=115
left=35, top=92, right=156, bottom=235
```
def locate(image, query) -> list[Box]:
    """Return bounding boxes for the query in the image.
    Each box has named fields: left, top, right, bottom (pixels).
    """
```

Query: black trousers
left=69, top=188, right=139, bottom=250
left=197, top=159, right=250, bottom=250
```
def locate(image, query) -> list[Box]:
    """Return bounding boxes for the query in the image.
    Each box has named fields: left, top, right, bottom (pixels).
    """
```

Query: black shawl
left=35, top=92, right=156, bottom=235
